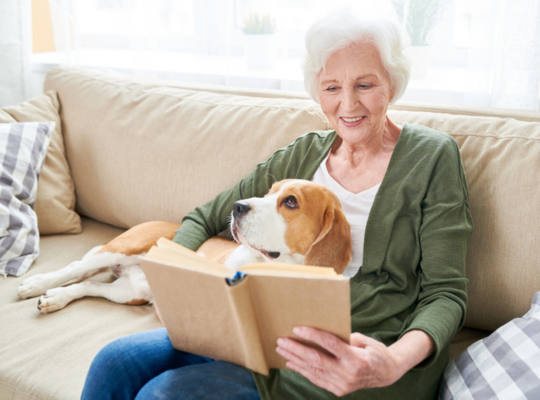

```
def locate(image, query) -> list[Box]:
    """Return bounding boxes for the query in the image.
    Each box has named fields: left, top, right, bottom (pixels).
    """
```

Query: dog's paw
left=37, top=288, right=71, bottom=313
left=17, top=274, right=54, bottom=299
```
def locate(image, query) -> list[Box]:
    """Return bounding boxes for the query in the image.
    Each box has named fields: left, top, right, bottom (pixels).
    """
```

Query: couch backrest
left=45, top=67, right=540, bottom=332
left=44, top=67, right=331, bottom=229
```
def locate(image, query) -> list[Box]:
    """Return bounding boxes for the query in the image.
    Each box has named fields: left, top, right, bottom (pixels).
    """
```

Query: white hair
left=302, top=13, right=411, bottom=104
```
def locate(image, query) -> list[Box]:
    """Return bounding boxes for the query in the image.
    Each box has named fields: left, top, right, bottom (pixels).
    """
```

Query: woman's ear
left=304, top=205, right=352, bottom=274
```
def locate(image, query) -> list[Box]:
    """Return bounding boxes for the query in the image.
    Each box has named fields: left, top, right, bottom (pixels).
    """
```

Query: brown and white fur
left=17, top=180, right=351, bottom=313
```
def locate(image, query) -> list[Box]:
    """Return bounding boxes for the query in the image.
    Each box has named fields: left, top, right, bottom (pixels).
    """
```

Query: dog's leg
left=17, top=249, right=127, bottom=299
left=37, top=265, right=151, bottom=313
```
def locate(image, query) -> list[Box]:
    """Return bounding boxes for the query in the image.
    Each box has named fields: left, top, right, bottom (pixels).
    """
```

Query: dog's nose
left=233, top=201, right=251, bottom=218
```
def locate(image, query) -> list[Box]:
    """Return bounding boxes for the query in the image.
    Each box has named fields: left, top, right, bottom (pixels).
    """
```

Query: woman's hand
left=276, top=327, right=434, bottom=397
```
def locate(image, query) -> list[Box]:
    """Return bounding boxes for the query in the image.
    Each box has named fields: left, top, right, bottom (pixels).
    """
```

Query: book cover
left=140, top=238, right=351, bottom=375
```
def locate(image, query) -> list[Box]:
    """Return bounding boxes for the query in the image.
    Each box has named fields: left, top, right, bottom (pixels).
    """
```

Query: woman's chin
left=336, top=123, right=371, bottom=141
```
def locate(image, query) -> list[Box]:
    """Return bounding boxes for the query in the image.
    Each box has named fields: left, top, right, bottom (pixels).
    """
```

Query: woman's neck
left=332, top=117, right=402, bottom=168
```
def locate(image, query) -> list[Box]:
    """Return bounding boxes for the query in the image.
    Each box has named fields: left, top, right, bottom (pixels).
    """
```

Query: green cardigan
left=173, top=123, right=473, bottom=399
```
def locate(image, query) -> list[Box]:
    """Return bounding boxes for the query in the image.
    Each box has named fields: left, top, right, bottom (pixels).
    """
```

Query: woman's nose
left=340, top=88, right=359, bottom=111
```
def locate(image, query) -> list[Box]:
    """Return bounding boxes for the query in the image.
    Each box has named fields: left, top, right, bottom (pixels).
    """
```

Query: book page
left=141, top=259, right=262, bottom=372
left=247, top=274, right=351, bottom=370
left=145, top=243, right=232, bottom=277
left=149, top=239, right=347, bottom=279
left=238, top=263, right=346, bottom=279
left=155, top=237, right=200, bottom=256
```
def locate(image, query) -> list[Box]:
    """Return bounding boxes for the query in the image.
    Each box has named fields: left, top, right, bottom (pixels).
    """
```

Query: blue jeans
left=81, top=328, right=260, bottom=400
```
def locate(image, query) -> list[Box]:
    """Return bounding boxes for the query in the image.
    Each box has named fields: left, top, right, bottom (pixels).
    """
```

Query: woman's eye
left=358, top=84, right=371, bottom=89
left=326, top=86, right=339, bottom=92
left=283, top=196, right=298, bottom=209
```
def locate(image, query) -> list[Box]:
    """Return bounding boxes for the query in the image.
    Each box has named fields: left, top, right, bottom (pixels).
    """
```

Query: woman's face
left=318, top=41, right=394, bottom=147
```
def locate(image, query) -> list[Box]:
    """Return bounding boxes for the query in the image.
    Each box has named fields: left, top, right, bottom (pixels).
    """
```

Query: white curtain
left=464, top=0, right=540, bottom=110
left=34, top=0, right=540, bottom=111
left=48, top=0, right=79, bottom=65
left=0, top=0, right=32, bottom=108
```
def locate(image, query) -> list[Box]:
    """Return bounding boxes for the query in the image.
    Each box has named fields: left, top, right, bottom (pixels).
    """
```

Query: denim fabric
left=82, top=328, right=260, bottom=400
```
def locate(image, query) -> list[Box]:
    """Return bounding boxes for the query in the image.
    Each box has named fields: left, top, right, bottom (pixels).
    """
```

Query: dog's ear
left=303, top=204, right=351, bottom=274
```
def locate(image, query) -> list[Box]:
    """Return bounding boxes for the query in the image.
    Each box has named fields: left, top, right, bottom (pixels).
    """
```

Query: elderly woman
left=82, top=12, right=472, bottom=400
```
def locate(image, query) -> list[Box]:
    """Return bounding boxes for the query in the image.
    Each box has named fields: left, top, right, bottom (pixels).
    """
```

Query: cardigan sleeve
left=400, top=137, right=473, bottom=368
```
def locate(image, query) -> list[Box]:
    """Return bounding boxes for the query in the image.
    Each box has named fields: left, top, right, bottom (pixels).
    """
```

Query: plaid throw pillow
left=440, top=291, right=540, bottom=399
left=0, top=122, right=54, bottom=276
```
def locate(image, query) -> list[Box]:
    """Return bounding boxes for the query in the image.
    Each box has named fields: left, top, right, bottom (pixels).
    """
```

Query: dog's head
left=230, top=179, right=352, bottom=273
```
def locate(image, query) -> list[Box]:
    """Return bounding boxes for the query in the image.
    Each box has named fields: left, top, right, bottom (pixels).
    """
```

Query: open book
left=140, top=238, right=351, bottom=376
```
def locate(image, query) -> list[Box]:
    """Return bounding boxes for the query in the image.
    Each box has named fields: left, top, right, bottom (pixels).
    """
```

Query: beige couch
left=1, top=67, right=539, bottom=399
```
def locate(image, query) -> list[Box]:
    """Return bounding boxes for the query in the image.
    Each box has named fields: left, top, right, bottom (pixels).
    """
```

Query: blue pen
left=225, top=271, right=247, bottom=286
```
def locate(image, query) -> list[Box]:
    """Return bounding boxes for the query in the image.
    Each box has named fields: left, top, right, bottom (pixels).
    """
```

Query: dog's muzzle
left=230, top=200, right=281, bottom=260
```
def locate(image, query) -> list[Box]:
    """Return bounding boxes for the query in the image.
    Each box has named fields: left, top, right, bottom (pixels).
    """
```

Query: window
left=32, top=0, right=540, bottom=111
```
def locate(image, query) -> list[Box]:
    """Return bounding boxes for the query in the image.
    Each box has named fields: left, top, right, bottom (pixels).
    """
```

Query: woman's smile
left=340, top=116, right=366, bottom=127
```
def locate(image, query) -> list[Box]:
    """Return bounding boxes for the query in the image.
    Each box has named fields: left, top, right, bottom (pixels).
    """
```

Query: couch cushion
left=0, top=91, right=82, bottom=235
left=449, top=327, right=491, bottom=362
left=0, top=218, right=162, bottom=400
left=0, top=122, right=54, bottom=276
left=43, top=67, right=331, bottom=229
left=388, top=110, right=540, bottom=332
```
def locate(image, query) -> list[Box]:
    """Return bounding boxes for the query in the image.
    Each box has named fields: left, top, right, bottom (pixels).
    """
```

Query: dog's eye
left=283, top=196, right=298, bottom=209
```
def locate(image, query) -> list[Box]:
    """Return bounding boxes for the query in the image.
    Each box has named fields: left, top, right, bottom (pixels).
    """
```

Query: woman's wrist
left=389, top=330, right=436, bottom=375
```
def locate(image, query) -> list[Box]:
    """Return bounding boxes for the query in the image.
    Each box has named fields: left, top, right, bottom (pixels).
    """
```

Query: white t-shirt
left=311, top=153, right=380, bottom=278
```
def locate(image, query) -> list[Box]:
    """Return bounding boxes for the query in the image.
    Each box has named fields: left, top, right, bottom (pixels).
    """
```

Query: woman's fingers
left=276, top=327, right=371, bottom=376
left=290, top=326, right=352, bottom=360
left=276, top=328, right=418, bottom=396
left=276, top=337, right=353, bottom=397
left=276, top=337, right=337, bottom=371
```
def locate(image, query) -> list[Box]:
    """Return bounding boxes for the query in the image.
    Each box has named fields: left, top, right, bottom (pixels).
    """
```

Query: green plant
left=392, top=0, right=446, bottom=46
left=242, top=13, right=276, bottom=35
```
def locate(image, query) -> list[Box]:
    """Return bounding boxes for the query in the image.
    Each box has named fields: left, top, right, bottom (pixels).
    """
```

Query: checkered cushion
left=0, top=122, right=54, bottom=276
left=440, top=291, right=540, bottom=399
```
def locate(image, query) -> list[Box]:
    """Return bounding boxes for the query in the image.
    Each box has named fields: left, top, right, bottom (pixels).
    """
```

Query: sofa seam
left=447, top=132, right=540, bottom=141
left=0, top=381, right=43, bottom=400
left=49, top=69, right=326, bottom=115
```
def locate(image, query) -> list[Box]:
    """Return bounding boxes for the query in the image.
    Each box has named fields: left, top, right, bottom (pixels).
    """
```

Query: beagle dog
left=17, top=179, right=351, bottom=313
left=224, top=179, right=352, bottom=271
